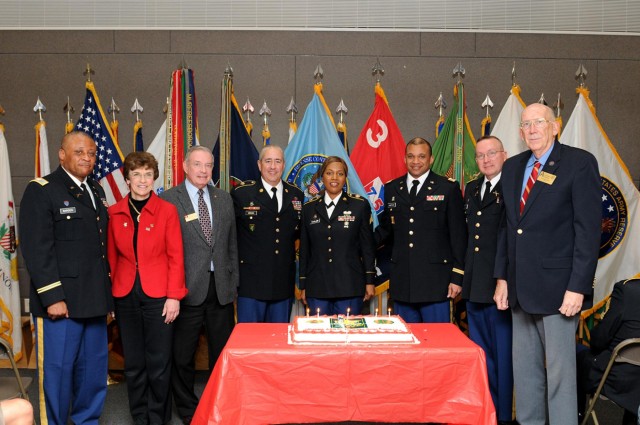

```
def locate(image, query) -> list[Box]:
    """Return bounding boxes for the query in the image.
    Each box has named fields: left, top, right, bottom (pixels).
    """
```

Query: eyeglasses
left=475, top=150, right=504, bottom=161
left=520, top=118, right=550, bottom=130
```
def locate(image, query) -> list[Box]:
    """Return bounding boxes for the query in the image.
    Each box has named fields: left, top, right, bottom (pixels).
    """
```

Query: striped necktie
left=520, top=161, right=541, bottom=214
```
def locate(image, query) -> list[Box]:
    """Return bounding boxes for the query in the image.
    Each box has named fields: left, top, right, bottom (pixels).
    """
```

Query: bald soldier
left=20, top=131, right=113, bottom=425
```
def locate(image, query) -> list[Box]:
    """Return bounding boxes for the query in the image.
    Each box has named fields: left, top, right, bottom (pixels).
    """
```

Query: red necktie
left=520, top=161, right=541, bottom=214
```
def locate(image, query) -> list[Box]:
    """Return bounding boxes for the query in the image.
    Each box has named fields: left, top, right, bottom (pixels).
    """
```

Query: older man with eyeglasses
left=493, top=103, right=601, bottom=425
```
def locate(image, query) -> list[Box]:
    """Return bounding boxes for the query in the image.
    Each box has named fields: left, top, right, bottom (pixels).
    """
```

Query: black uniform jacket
left=299, top=192, right=376, bottom=299
left=19, top=166, right=113, bottom=318
left=462, top=177, right=504, bottom=304
left=588, top=279, right=640, bottom=412
left=231, top=180, right=303, bottom=301
left=376, top=172, right=467, bottom=303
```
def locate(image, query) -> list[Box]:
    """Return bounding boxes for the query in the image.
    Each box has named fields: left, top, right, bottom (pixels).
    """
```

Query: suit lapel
left=514, top=155, right=529, bottom=220
left=482, top=180, right=502, bottom=209
left=209, top=186, right=220, bottom=248
left=315, top=196, right=330, bottom=223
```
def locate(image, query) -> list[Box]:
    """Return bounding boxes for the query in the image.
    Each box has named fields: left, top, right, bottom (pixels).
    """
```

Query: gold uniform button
left=434, top=207, right=438, bottom=211
left=329, top=258, right=333, bottom=263
left=409, top=218, right=414, bottom=223
left=517, top=229, right=523, bottom=234
left=477, top=211, right=482, bottom=216
left=240, top=260, right=244, bottom=264
left=328, top=248, right=332, bottom=252
left=410, top=206, right=415, bottom=211
left=328, top=236, right=332, bottom=241
left=66, top=216, right=71, bottom=220
left=475, top=235, right=479, bottom=240
left=444, top=259, right=448, bottom=263
left=474, top=247, right=479, bottom=252
left=276, top=217, right=280, bottom=222
left=409, top=231, right=414, bottom=235
left=97, top=217, right=100, bottom=221
left=475, top=223, right=480, bottom=228
left=275, top=239, right=280, bottom=243
left=276, top=228, right=280, bottom=232
left=328, top=225, right=331, bottom=229
left=409, top=243, right=414, bottom=248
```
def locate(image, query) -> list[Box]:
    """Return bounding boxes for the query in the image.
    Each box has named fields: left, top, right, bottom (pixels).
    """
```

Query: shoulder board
left=304, top=196, right=321, bottom=205
left=31, top=177, right=49, bottom=186
left=284, top=181, right=300, bottom=190
left=347, top=193, right=364, bottom=201
left=623, top=278, right=640, bottom=285
left=239, top=180, right=256, bottom=187
left=448, top=177, right=457, bottom=183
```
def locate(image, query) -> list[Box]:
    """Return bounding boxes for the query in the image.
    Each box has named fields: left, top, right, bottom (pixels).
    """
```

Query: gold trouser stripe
left=36, top=317, right=48, bottom=425
left=452, top=267, right=464, bottom=275
left=37, top=281, right=61, bottom=294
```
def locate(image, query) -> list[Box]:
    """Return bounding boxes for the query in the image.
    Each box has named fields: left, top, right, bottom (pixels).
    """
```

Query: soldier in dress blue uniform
left=462, top=135, right=514, bottom=425
left=376, top=137, right=467, bottom=323
left=232, top=145, right=303, bottom=323
left=20, top=131, right=113, bottom=425
left=299, top=156, right=376, bottom=315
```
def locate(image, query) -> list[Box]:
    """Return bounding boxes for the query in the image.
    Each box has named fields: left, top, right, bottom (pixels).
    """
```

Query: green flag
left=431, top=82, right=479, bottom=189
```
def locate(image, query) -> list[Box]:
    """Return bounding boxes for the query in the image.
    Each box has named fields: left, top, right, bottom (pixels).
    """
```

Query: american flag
left=76, top=81, right=128, bottom=206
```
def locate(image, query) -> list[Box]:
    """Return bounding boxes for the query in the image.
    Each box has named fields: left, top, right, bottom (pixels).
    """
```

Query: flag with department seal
left=284, top=83, right=377, bottom=227
left=560, top=87, right=640, bottom=304
left=0, top=124, right=22, bottom=360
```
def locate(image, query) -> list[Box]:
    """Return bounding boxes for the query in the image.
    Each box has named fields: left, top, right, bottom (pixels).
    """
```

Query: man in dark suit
left=20, top=131, right=113, bottom=425
left=577, top=278, right=640, bottom=424
left=377, top=137, right=467, bottom=323
left=231, top=145, right=303, bottom=323
left=462, top=135, right=513, bottom=425
left=494, top=103, right=601, bottom=425
left=160, top=146, right=238, bottom=425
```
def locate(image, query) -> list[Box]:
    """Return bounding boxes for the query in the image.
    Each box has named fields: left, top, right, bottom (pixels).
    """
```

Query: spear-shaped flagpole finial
left=131, top=98, right=144, bottom=122
left=286, top=97, right=298, bottom=122
left=453, top=62, right=466, bottom=83
left=434, top=92, right=447, bottom=118
left=553, top=93, right=564, bottom=118
left=224, top=62, right=234, bottom=78
left=481, top=94, right=494, bottom=118
left=163, top=97, right=169, bottom=115
left=33, top=97, right=47, bottom=122
left=259, top=100, right=271, bottom=126
left=537, top=93, right=548, bottom=106
left=242, top=98, right=254, bottom=125
left=83, top=63, right=95, bottom=82
left=335, top=99, right=348, bottom=124
left=314, top=65, right=324, bottom=84
left=575, top=64, right=588, bottom=88
left=511, top=61, right=517, bottom=87
left=63, top=96, right=75, bottom=124
left=372, top=58, right=385, bottom=83
left=108, top=98, right=120, bottom=122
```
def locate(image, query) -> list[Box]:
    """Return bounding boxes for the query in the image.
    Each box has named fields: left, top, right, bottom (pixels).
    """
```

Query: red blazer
left=108, top=192, right=187, bottom=300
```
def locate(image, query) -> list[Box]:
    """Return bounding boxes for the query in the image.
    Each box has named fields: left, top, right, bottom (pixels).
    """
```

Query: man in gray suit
left=160, top=146, right=238, bottom=425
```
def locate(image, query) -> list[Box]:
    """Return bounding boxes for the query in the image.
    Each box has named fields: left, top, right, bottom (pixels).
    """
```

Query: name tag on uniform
left=60, top=207, right=76, bottom=214
left=244, top=210, right=258, bottom=216
left=387, top=202, right=396, bottom=208
left=426, top=195, right=444, bottom=201
left=538, top=171, right=556, bottom=185
left=184, top=212, right=199, bottom=222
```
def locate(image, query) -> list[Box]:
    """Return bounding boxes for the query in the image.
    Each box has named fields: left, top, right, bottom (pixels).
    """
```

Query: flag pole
left=63, top=97, right=75, bottom=134
left=242, top=97, right=254, bottom=137
left=219, top=64, right=233, bottom=192
left=480, top=94, right=493, bottom=137
left=434, top=92, right=447, bottom=138
left=131, top=98, right=144, bottom=152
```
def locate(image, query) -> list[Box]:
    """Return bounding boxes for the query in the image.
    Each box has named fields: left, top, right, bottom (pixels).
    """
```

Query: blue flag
left=284, top=84, right=377, bottom=226
left=213, top=96, right=260, bottom=188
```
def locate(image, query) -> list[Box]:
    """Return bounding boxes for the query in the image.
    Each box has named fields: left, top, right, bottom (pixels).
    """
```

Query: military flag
left=164, top=67, right=199, bottom=190
left=0, top=123, right=23, bottom=360
left=490, top=84, right=526, bottom=155
left=350, top=83, right=406, bottom=218
left=431, top=77, right=480, bottom=189
left=212, top=93, right=260, bottom=189
left=33, top=99, right=51, bottom=178
left=75, top=81, right=128, bottom=205
left=560, top=86, right=640, bottom=303
left=284, top=83, right=376, bottom=224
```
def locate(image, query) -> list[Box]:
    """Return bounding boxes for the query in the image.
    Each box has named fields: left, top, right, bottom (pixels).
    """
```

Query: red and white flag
left=350, top=83, right=406, bottom=217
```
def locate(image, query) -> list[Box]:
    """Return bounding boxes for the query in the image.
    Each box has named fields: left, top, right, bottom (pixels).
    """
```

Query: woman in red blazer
left=107, top=151, right=187, bottom=425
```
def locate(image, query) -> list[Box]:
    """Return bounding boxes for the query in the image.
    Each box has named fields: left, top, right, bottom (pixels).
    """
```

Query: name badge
left=245, top=210, right=258, bottom=216
left=185, top=212, right=199, bottom=222
left=60, top=207, right=76, bottom=214
left=538, top=171, right=556, bottom=185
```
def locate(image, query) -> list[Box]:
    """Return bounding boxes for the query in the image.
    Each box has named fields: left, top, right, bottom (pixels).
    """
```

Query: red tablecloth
left=192, top=323, right=496, bottom=425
